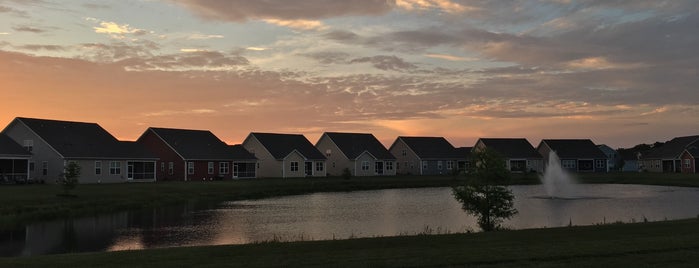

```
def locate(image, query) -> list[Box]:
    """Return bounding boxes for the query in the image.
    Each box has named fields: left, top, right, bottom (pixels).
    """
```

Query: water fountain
left=540, top=151, right=579, bottom=199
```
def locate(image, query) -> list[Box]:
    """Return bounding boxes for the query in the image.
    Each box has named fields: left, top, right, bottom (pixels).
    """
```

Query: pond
left=2, top=184, right=699, bottom=257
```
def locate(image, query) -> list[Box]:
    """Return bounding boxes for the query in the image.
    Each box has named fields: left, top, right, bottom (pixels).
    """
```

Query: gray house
left=389, top=136, right=466, bottom=175
left=242, top=132, right=326, bottom=178
left=316, top=132, right=396, bottom=177
left=537, top=139, right=608, bottom=173
left=0, top=133, right=32, bottom=183
left=597, top=144, right=620, bottom=172
left=473, top=138, right=543, bottom=173
left=2, top=117, right=158, bottom=184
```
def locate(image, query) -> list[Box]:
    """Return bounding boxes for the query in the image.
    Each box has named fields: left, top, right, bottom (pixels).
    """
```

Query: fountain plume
left=540, top=151, right=578, bottom=198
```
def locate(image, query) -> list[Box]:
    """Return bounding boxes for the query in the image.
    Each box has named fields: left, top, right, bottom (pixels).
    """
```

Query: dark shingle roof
left=454, top=147, right=472, bottom=159
left=0, top=133, right=31, bottom=157
left=149, top=128, right=252, bottom=160
left=229, top=145, right=257, bottom=160
left=17, top=117, right=154, bottom=159
left=324, top=132, right=395, bottom=160
left=251, top=133, right=325, bottom=160
left=478, top=138, right=542, bottom=159
left=397, top=137, right=462, bottom=159
left=540, top=139, right=607, bottom=159
left=643, top=135, right=699, bottom=159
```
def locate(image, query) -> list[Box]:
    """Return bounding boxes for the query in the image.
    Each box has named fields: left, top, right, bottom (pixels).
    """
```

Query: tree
left=61, top=161, right=81, bottom=196
left=452, top=148, right=517, bottom=231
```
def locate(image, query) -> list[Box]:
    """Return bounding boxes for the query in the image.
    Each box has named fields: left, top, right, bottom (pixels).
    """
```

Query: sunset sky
left=1, top=0, right=697, bottom=148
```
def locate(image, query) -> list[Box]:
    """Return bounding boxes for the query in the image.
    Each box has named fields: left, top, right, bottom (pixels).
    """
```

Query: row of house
left=1, top=117, right=696, bottom=184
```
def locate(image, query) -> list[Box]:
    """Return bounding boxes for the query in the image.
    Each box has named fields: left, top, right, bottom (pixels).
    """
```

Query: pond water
left=2, top=184, right=699, bottom=257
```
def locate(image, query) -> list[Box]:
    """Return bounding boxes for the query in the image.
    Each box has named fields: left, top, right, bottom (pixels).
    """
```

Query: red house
left=680, top=142, right=698, bottom=173
left=137, top=127, right=256, bottom=181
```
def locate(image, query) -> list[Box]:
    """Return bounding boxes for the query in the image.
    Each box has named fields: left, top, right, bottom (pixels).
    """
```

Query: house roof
left=643, top=135, right=699, bottom=159
left=147, top=127, right=254, bottom=160
left=250, top=132, right=325, bottom=160
left=323, top=132, right=395, bottom=160
left=478, top=138, right=542, bottom=159
left=0, top=133, right=31, bottom=157
left=395, top=136, right=463, bottom=159
left=540, top=139, right=607, bottom=159
left=229, top=145, right=257, bottom=160
left=454, top=147, right=472, bottom=159
left=15, top=117, right=155, bottom=159
left=684, top=141, right=699, bottom=158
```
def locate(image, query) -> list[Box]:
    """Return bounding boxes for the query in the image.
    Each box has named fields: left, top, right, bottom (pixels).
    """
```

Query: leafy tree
left=61, top=161, right=81, bottom=196
left=452, top=148, right=517, bottom=231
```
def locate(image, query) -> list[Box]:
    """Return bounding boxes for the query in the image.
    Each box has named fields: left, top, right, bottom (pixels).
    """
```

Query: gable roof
left=643, top=135, right=699, bottom=159
left=0, top=133, right=31, bottom=157
left=478, top=138, right=542, bottom=159
left=250, top=132, right=325, bottom=160
left=454, top=147, right=472, bottom=159
left=14, top=117, right=154, bottom=159
left=540, top=139, right=607, bottom=159
left=229, top=145, right=257, bottom=160
left=146, top=127, right=253, bottom=160
left=323, top=132, right=395, bottom=160
left=395, top=136, right=463, bottom=159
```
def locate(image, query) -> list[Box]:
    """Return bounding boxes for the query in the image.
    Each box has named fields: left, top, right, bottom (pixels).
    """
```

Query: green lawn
left=2, top=219, right=698, bottom=267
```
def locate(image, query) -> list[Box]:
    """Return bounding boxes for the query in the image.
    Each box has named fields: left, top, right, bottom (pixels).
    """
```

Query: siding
left=243, top=136, right=282, bottom=178
left=390, top=139, right=420, bottom=175
left=4, top=121, right=64, bottom=184
left=138, top=130, right=186, bottom=181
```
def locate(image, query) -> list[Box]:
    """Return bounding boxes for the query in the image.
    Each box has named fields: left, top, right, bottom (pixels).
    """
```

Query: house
left=537, top=139, right=608, bottom=173
left=680, top=141, right=698, bottom=174
left=389, top=136, right=466, bottom=175
left=315, top=132, right=396, bottom=177
left=0, top=133, right=32, bottom=184
left=137, top=127, right=257, bottom=181
left=640, top=135, right=699, bottom=173
left=473, top=138, right=543, bottom=173
left=2, top=117, right=158, bottom=184
left=242, top=132, right=326, bottom=178
left=597, top=144, right=620, bottom=172
left=454, top=147, right=472, bottom=171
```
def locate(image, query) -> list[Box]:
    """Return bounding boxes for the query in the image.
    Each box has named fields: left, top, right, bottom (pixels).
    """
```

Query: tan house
left=641, top=135, right=699, bottom=173
left=389, top=136, right=467, bottom=175
left=242, top=132, right=326, bottom=178
left=315, top=132, right=396, bottom=176
left=474, top=138, right=543, bottom=173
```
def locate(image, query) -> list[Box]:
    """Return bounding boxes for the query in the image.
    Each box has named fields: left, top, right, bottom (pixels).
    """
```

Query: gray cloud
left=12, top=25, right=45, bottom=33
left=349, top=55, right=418, bottom=71
left=15, top=44, right=66, bottom=51
left=170, top=0, right=392, bottom=21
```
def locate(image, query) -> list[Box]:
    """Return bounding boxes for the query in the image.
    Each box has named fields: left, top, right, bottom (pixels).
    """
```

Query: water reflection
left=2, top=184, right=699, bottom=257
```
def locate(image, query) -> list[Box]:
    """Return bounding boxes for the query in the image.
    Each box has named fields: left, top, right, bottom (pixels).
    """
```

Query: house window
left=326, top=149, right=332, bottom=157
left=437, top=161, right=443, bottom=170
left=168, top=162, right=174, bottom=175
left=685, top=159, right=691, bottom=168
left=187, top=162, right=194, bottom=174
left=446, top=161, right=454, bottom=170
left=526, top=160, right=532, bottom=168
left=95, top=161, right=102, bottom=175
left=23, top=140, right=33, bottom=152
left=332, top=162, right=336, bottom=168
left=422, top=161, right=428, bottom=170
left=386, top=161, right=394, bottom=171
left=595, top=160, right=605, bottom=169
left=402, top=150, right=406, bottom=156
left=208, top=162, right=214, bottom=174
left=220, top=162, right=229, bottom=174
left=42, top=161, right=48, bottom=176
left=654, top=160, right=660, bottom=168
left=290, top=161, right=299, bottom=172
left=361, top=161, right=370, bottom=171
left=562, top=160, right=576, bottom=169
left=109, top=161, right=121, bottom=175
left=316, top=161, right=324, bottom=172
left=29, top=161, right=35, bottom=171
left=396, top=162, right=400, bottom=170
left=161, top=162, right=165, bottom=172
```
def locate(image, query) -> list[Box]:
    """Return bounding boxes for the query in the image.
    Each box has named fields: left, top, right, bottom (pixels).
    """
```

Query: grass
left=1, top=218, right=698, bottom=267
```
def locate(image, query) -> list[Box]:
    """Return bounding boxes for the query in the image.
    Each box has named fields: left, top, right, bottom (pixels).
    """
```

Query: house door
left=127, top=162, right=134, bottom=180
left=305, top=162, right=313, bottom=176
left=375, top=162, right=384, bottom=175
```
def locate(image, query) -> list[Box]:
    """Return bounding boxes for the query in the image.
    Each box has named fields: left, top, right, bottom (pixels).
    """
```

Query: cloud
left=93, top=21, right=149, bottom=38
left=12, top=25, right=46, bottom=33
left=263, top=18, right=326, bottom=31
left=246, top=47, right=267, bottom=51
left=349, top=55, right=418, bottom=71
left=424, top=53, right=475, bottom=61
left=170, top=0, right=393, bottom=22
left=143, top=109, right=217, bottom=117
left=395, top=0, right=477, bottom=13
left=15, top=44, right=66, bottom=51
left=187, top=33, right=224, bottom=40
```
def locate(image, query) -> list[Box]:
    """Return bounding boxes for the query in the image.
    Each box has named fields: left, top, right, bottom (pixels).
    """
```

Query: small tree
left=452, top=148, right=517, bottom=231
left=61, top=161, right=81, bottom=196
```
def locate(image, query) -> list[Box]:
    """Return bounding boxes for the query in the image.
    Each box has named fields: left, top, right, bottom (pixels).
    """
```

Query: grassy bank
left=0, top=176, right=467, bottom=229
left=2, top=218, right=698, bottom=267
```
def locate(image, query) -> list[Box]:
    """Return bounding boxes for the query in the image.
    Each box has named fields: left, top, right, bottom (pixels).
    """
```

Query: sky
left=1, top=0, right=698, bottom=149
